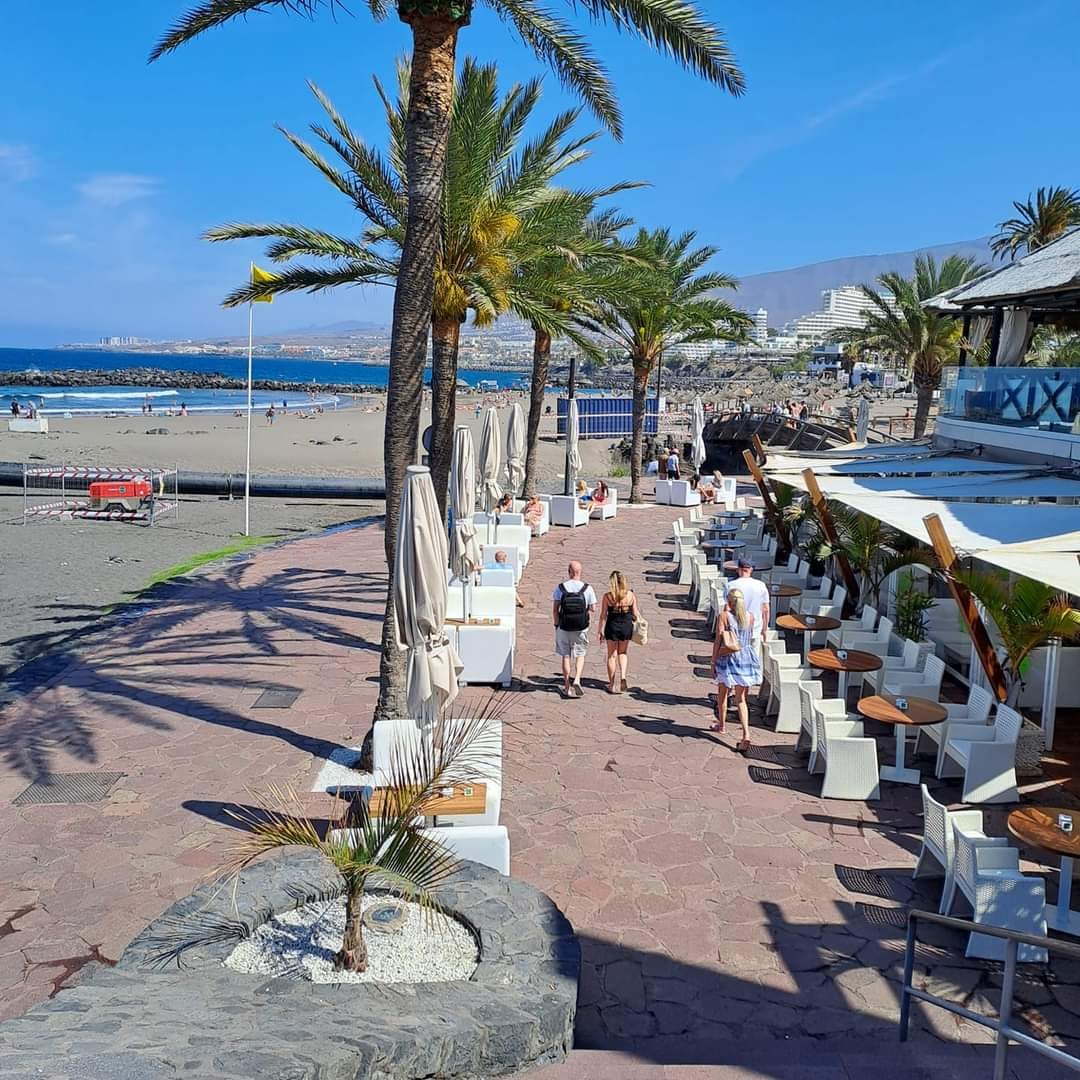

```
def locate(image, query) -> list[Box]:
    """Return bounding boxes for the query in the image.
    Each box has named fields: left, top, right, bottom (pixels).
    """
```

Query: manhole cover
left=13, top=771, right=124, bottom=806
left=362, top=902, right=407, bottom=933
left=252, top=689, right=301, bottom=709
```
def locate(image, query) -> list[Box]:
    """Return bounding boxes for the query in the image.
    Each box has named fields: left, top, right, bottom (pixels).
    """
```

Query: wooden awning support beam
left=751, top=433, right=766, bottom=464
left=743, top=449, right=791, bottom=552
left=923, top=513, right=1010, bottom=702
left=801, top=468, right=860, bottom=609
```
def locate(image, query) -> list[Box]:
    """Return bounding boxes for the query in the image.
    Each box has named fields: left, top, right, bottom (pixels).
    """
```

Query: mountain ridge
left=732, top=236, right=993, bottom=325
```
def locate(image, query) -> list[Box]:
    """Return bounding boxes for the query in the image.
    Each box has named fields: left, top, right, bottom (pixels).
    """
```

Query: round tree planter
left=0, top=850, right=580, bottom=1079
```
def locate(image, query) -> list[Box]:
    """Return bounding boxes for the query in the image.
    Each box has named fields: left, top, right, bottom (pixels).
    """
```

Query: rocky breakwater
left=2, top=367, right=385, bottom=396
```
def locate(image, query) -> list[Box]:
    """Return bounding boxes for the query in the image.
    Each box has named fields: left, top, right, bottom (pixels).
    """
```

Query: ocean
left=0, top=347, right=525, bottom=415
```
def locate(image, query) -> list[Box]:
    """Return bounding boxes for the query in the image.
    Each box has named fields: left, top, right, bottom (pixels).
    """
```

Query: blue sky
left=1, top=0, right=1078, bottom=346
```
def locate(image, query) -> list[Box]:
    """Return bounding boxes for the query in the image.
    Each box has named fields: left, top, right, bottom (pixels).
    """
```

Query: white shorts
left=555, top=628, right=590, bottom=657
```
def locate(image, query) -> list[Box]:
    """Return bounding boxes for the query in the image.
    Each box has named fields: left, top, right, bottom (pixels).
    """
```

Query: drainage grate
left=13, top=771, right=125, bottom=806
left=252, top=688, right=301, bottom=709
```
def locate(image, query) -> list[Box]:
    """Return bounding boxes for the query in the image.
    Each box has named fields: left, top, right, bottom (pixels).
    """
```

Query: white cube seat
left=549, top=495, right=589, bottom=527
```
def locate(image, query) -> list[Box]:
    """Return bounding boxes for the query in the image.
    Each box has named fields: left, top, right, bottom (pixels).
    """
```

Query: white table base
left=1049, top=855, right=1080, bottom=934
left=879, top=726, right=920, bottom=785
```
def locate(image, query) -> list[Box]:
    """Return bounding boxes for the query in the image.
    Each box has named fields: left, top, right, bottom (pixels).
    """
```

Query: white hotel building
left=784, top=285, right=893, bottom=344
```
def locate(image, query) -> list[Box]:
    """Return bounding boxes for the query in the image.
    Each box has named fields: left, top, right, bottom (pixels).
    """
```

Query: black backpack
left=557, top=583, right=591, bottom=632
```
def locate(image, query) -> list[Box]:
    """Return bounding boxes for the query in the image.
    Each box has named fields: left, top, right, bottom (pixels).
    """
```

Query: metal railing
left=900, top=909, right=1080, bottom=1079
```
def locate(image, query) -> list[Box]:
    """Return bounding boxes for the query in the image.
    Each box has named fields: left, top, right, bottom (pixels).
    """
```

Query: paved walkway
left=1, top=506, right=1078, bottom=1076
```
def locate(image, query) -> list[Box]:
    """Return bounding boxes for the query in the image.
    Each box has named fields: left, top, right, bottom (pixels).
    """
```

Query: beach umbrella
left=479, top=407, right=503, bottom=513
left=691, top=395, right=707, bottom=471
left=567, top=397, right=582, bottom=487
left=394, top=464, right=463, bottom=723
left=856, top=396, right=871, bottom=442
left=449, top=426, right=481, bottom=618
left=504, top=402, right=526, bottom=495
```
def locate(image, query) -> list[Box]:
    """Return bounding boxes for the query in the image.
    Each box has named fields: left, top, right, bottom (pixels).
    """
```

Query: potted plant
left=895, top=571, right=937, bottom=643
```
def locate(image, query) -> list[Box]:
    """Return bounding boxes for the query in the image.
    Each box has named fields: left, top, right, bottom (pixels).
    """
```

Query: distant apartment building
left=751, top=308, right=768, bottom=344
left=669, top=339, right=741, bottom=361
left=783, top=285, right=893, bottom=344
left=99, top=335, right=149, bottom=346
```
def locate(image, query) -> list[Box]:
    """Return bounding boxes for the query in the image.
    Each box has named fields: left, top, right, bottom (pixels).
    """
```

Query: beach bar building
left=753, top=230, right=1080, bottom=754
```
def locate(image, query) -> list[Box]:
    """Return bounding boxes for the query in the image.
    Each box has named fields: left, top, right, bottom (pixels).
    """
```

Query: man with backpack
left=552, top=560, right=598, bottom=698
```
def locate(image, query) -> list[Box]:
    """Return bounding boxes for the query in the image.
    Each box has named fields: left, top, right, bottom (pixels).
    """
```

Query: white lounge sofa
left=589, top=487, right=618, bottom=521
left=549, top=494, right=589, bottom=527
left=668, top=480, right=701, bottom=507
left=418, top=825, right=510, bottom=875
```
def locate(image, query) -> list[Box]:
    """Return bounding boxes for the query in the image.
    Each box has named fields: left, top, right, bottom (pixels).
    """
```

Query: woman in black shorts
left=598, top=571, right=640, bottom=694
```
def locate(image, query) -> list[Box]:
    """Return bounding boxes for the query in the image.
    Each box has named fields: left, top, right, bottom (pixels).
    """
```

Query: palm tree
left=578, top=228, right=750, bottom=502
left=208, top=64, right=617, bottom=520
left=516, top=206, right=637, bottom=497
left=154, top=0, right=745, bottom=723
left=814, top=506, right=932, bottom=613
left=220, top=711, right=499, bottom=972
left=843, top=254, right=984, bottom=439
left=953, top=570, right=1080, bottom=707
left=991, top=186, right=1080, bottom=261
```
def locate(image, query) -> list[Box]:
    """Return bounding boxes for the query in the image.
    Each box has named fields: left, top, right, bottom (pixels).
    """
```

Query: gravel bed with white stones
left=224, top=895, right=478, bottom=984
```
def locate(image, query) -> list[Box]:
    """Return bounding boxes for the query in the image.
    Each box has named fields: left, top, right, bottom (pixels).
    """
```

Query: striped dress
left=713, top=613, right=762, bottom=688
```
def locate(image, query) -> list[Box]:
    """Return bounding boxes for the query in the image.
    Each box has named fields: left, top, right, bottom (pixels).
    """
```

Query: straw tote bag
left=716, top=613, right=740, bottom=657
left=632, top=616, right=649, bottom=646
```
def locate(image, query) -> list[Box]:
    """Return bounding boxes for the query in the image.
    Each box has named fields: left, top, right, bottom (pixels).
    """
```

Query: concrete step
left=526, top=1038, right=1074, bottom=1079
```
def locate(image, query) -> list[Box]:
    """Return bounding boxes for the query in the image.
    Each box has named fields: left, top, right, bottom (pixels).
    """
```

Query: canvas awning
left=772, top=470, right=1080, bottom=502
left=809, top=492, right=1080, bottom=595
left=765, top=454, right=1030, bottom=477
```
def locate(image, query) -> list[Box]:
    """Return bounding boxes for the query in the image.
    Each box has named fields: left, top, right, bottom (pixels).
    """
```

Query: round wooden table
left=1008, top=806, right=1080, bottom=935
left=766, top=583, right=802, bottom=627
left=857, top=694, right=946, bottom=785
left=777, top=612, right=841, bottom=660
left=807, top=646, right=882, bottom=700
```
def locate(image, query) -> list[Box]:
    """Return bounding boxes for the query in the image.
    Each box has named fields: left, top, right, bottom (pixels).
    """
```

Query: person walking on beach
left=711, top=587, right=761, bottom=752
left=598, top=571, right=640, bottom=694
left=552, top=560, right=597, bottom=698
left=266, top=404, right=276, bottom=425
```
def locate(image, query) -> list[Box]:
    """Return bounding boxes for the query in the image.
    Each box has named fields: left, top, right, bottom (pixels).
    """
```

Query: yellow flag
left=251, top=263, right=275, bottom=303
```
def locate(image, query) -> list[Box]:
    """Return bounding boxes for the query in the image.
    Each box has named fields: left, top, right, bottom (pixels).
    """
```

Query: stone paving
left=1, top=503, right=1079, bottom=1076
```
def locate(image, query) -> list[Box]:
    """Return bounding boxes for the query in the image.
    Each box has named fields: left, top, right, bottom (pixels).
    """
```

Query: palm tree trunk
left=523, top=327, right=551, bottom=497
left=375, top=14, right=460, bottom=724
left=913, top=382, right=933, bottom=439
left=629, top=362, right=649, bottom=503
left=334, top=887, right=368, bottom=972
left=430, top=316, right=461, bottom=523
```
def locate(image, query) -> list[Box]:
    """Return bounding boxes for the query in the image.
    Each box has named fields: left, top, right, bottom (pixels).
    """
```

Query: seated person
left=695, top=473, right=716, bottom=501
left=591, top=480, right=609, bottom=505
left=522, top=494, right=544, bottom=528
left=484, top=550, right=524, bottom=607
left=576, top=479, right=592, bottom=508
left=495, top=493, right=514, bottom=515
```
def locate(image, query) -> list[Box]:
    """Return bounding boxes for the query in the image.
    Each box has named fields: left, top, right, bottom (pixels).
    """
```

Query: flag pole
left=244, top=273, right=254, bottom=537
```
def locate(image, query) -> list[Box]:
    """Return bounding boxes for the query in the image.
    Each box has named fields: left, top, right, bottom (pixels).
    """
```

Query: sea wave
left=36, top=389, right=180, bottom=401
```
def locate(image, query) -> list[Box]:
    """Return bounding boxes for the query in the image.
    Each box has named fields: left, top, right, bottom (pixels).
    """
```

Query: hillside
left=733, top=237, right=993, bottom=325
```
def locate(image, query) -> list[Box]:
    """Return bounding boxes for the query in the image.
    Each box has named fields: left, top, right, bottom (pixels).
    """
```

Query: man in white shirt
left=734, top=558, right=769, bottom=664
left=551, top=560, right=598, bottom=698
left=666, top=448, right=680, bottom=480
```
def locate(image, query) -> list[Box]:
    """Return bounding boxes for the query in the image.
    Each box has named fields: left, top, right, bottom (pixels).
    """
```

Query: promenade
left=0, top=507, right=1077, bottom=1077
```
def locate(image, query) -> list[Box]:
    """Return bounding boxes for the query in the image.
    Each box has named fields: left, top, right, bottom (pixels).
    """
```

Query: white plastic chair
left=813, top=707, right=880, bottom=800
left=589, top=487, right=618, bottom=521
left=773, top=657, right=811, bottom=734
left=880, top=653, right=946, bottom=701
left=914, top=784, right=1008, bottom=915
left=791, top=574, right=834, bottom=616
left=942, top=705, right=1023, bottom=804
left=944, top=824, right=1047, bottom=962
left=916, top=684, right=994, bottom=778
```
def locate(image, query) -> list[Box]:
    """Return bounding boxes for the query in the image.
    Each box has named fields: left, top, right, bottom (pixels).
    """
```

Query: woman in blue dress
left=710, top=587, right=761, bottom=752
